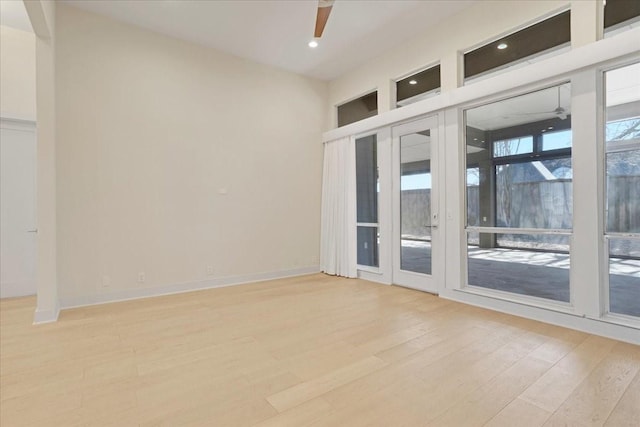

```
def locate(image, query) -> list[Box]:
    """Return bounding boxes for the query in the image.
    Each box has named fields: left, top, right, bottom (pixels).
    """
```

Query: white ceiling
left=0, top=0, right=33, bottom=32
left=61, top=0, right=475, bottom=81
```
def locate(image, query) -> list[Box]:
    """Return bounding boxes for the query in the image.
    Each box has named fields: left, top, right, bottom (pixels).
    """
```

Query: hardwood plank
left=605, top=370, right=640, bottom=427
left=0, top=274, right=638, bottom=426
left=484, top=398, right=552, bottom=427
left=544, top=341, right=640, bottom=426
left=266, top=356, right=388, bottom=412
left=519, top=335, right=618, bottom=413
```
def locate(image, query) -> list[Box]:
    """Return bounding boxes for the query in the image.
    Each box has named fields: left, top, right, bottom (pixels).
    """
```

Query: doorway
left=1, top=118, right=37, bottom=298
left=392, top=116, right=441, bottom=293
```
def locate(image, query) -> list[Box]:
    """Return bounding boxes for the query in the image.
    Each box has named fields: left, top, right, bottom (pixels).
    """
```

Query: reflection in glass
left=357, top=226, right=379, bottom=267
left=608, top=238, right=640, bottom=317
left=356, top=135, right=379, bottom=267
left=465, top=83, right=572, bottom=235
left=467, top=233, right=570, bottom=302
left=356, top=135, right=378, bottom=224
left=400, top=131, right=432, bottom=275
left=495, top=158, right=572, bottom=231
left=605, top=62, right=640, bottom=317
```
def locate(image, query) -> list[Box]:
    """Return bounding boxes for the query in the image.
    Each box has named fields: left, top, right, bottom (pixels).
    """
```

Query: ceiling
left=61, top=0, right=475, bottom=81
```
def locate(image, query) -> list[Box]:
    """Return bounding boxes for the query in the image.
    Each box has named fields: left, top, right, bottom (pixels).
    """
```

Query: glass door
left=392, top=116, right=441, bottom=293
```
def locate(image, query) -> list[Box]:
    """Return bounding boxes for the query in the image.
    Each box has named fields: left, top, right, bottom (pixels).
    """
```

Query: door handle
left=27, top=229, right=38, bottom=233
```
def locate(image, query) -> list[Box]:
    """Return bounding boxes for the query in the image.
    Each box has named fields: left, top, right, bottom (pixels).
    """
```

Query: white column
left=25, top=0, right=59, bottom=323
left=570, top=69, right=604, bottom=319
left=571, top=0, right=603, bottom=48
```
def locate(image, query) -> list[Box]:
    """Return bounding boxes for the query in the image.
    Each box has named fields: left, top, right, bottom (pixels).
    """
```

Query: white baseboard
left=439, top=288, right=640, bottom=346
left=33, top=302, right=60, bottom=324
left=59, top=266, right=321, bottom=310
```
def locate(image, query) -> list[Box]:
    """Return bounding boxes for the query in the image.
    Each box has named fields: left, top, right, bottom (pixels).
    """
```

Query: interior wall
left=326, top=0, right=600, bottom=128
left=55, top=5, right=327, bottom=303
left=0, top=25, right=36, bottom=120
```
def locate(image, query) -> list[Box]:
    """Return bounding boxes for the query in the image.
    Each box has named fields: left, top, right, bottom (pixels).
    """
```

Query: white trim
left=462, top=285, right=575, bottom=314
left=33, top=301, right=60, bottom=324
left=358, top=269, right=389, bottom=285
left=439, top=288, right=640, bottom=345
left=391, top=115, right=441, bottom=293
left=357, top=265, right=381, bottom=274
left=323, top=27, right=640, bottom=142
left=356, top=223, right=378, bottom=228
left=606, top=233, right=640, bottom=239
left=466, top=227, right=572, bottom=235
left=59, top=266, right=320, bottom=310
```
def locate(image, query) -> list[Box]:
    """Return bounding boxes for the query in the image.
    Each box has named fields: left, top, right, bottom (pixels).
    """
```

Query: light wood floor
left=1, top=274, right=639, bottom=426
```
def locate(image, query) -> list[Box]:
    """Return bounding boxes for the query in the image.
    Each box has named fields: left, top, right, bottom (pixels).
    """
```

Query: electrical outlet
left=206, top=265, right=214, bottom=276
left=138, top=271, right=145, bottom=284
left=101, top=275, right=111, bottom=288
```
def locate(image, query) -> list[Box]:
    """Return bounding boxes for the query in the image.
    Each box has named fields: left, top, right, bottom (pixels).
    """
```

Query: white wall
left=326, top=0, right=607, bottom=128
left=55, top=5, right=327, bottom=304
left=0, top=25, right=36, bottom=120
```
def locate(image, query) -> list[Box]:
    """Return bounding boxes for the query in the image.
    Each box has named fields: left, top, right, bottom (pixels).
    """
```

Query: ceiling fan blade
left=314, top=0, right=334, bottom=38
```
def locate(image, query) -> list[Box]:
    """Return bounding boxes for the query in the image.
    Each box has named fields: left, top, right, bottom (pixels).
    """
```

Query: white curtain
left=320, top=136, right=357, bottom=278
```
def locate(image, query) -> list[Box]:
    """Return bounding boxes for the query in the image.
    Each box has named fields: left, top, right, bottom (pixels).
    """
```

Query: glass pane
left=609, top=238, right=640, bottom=317
left=464, top=11, right=570, bottom=79
left=605, top=62, right=640, bottom=234
left=338, top=92, right=378, bottom=127
left=467, top=167, right=480, bottom=245
left=356, top=135, right=378, bottom=224
left=542, top=129, right=572, bottom=150
left=604, top=0, right=640, bottom=30
left=467, top=233, right=570, bottom=302
left=606, top=118, right=640, bottom=142
left=606, top=151, right=640, bottom=233
left=493, top=136, right=533, bottom=157
left=465, top=83, right=572, bottom=230
left=397, top=65, right=441, bottom=106
left=400, top=130, right=432, bottom=275
left=496, top=158, right=572, bottom=229
left=357, top=226, right=379, bottom=267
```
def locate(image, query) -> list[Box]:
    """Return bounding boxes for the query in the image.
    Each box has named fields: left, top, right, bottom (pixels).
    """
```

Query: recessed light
left=497, top=42, right=508, bottom=50
left=548, top=126, right=554, bottom=130
left=541, top=129, right=546, bottom=132
left=409, top=80, right=417, bottom=85
left=308, top=40, right=318, bottom=48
